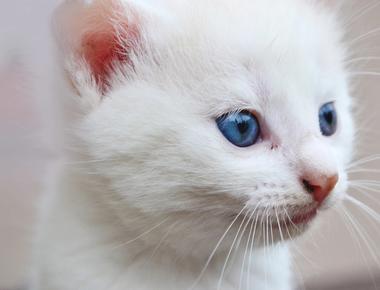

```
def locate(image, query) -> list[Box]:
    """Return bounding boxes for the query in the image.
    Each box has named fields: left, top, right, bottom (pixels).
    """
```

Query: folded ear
left=54, top=0, right=144, bottom=96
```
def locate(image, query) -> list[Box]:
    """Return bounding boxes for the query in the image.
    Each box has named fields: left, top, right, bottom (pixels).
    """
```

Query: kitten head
left=55, top=0, right=354, bottom=250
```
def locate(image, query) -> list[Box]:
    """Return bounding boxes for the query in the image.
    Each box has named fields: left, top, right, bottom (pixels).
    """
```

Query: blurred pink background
left=0, top=1, right=380, bottom=289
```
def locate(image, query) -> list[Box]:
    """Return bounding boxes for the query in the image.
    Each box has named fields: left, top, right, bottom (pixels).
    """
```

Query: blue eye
left=216, top=110, right=260, bottom=147
left=319, top=102, right=337, bottom=136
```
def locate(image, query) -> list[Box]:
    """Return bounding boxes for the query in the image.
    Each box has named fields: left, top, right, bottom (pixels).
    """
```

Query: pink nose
left=302, top=174, right=339, bottom=204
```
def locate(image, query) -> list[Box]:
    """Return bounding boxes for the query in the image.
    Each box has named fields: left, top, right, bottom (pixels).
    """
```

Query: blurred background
left=0, top=1, right=379, bottom=290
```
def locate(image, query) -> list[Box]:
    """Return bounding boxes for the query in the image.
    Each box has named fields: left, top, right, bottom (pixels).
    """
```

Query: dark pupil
left=324, top=111, right=334, bottom=125
left=236, top=119, right=249, bottom=133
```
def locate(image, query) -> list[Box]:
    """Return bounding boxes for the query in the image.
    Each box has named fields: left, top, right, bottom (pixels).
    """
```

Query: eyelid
left=322, top=101, right=335, bottom=106
left=216, top=109, right=248, bottom=119
left=215, top=108, right=262, bottom=119
left=218, top=109, right=267, bottom=140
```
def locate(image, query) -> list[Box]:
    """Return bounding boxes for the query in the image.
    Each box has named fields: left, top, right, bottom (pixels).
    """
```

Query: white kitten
left=31, top=0, right=354, bottom=289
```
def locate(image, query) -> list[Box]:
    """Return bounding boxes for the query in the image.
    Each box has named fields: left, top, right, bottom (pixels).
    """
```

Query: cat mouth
left=230, top=204, right=320, bottom=233
left=288, top=207, right=318, bottom=225
left=267, top=207, right=318, bottom=230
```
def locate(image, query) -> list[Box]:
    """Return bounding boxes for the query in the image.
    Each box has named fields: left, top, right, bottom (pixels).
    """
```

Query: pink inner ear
left=75, top=1, right=139, bottom=94
left=82, top=31, right=128, bottom=93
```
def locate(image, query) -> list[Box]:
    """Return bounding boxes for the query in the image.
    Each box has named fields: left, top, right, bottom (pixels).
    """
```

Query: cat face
left=57, top=0, right=354, bottom=248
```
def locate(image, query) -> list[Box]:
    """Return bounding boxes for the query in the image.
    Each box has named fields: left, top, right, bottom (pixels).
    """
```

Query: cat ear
left=54, top=0, right=145, bottom=96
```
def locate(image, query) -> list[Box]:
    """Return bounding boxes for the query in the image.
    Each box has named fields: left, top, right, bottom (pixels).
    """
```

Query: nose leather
left=302, top=174, right=339, bottom=204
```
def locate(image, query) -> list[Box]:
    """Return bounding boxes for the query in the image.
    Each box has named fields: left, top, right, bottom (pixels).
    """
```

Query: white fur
left=31, top=0, right=354, bottom=289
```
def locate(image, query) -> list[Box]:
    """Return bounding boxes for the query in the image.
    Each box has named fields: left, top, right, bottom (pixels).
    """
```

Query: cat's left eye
left=216, top=110, right=260, bottom=147
left=319, top=102, right=337, bottom=137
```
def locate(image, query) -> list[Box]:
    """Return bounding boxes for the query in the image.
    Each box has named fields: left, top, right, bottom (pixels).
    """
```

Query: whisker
left=270, top=209, right=274, bottom=248
left=350, top=179, right=380, bottom=187
left=110, top=218, right=169, bottom=251
left=350, top=183, right=380, bottom=194
left=348, top=27, right=380, bottom=46
left=247, top=214, right=259, bottom=290
left=264, top=206, right=269, bottom=289
left=189, top=204, right=248, bottom=290
left=283, top=206, right=318, bottom=268
left=145, top=221, right=179, bottom=264
left=348, top=167, right=380, bottom=174
left=345, top=194, right=380, bottom=222
left=342, top=205, right=380, bottom=266
left=340, top=205, right=380, bottom=289
left=350, top=71, right=380, bottom=78
left=230, top=202, right=261, bottom=267
left=335, top=206, right=377, bottom=288
left=348, top=186, right=380, bottom=209
left=217, top=209, right=251, bottom=290
left=282, top=209, right=308, bottom=289
left=345, top=56, right=380, bottom=65
left=238, top=214, right=254, bottom=290
left=347, top=154, right=380, bottom=169
left=275, top=206, right=284, bottom=242
left=63, top=158, right=120, bottom=165
left=350, top=180, right=380, bottom=189
left=344, top=1, right=380, bottom=29
left=283, top=207, right=301, bottom=233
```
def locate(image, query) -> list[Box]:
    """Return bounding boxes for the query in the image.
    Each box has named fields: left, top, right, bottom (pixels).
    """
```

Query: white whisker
left=347, top=154, right=380, bottom=169
left=342, top=206, right=380, bottom=266
left=283, top=206, right=318, bottom=268
left=247, top=214, right=259, bottom=290
left=189, top=204, right=248, bottom=290
left=110, top=218, right=169, bottom=251
left=336, top=206, right=377, bottom=288
left=350, top=71, right=380, bottom=78
left=344, top=1, right=380, bottom=29
left=340, top=205, right=380, bottom=289
left=275, top=207, right=284, bottom=242
left=349, top=27, right=380, bottom=46
left=238, top=216, right=254, bottom=290
left=217, top=209, right=251, bottom=290
left=345, top=194, right=380, bottom=222
left=345, top=56, right=380, bottom=65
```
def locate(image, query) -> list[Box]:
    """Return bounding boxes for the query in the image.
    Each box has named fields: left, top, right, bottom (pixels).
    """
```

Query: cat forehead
left=142, top=0, right=345, bottom=106
left=152, top=0, right=342, bottom=62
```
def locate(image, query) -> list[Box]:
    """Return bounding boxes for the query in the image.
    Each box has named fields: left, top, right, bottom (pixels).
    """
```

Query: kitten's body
left=32, top=0, right=353, bottom=289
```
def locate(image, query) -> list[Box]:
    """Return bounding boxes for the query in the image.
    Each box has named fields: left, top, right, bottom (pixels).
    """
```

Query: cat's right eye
left=319, top=102, right=337, bottom=137
left=216, top=110, right=260, bottom=147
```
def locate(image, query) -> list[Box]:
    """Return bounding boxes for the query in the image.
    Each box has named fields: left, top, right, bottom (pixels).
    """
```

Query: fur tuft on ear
left=54, top=0, right=142, bottom=95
